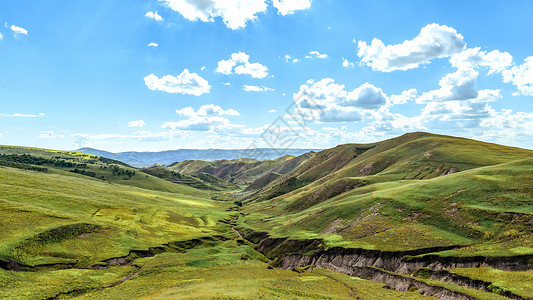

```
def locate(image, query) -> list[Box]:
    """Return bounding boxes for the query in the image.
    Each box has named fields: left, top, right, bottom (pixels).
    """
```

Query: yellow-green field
left=1, top=133, right=532, bottom=299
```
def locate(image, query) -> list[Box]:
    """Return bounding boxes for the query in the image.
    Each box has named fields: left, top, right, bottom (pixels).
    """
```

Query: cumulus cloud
left=450, top=47, right=512, bottom=73
left=417, top=69, right=479, bottom=103
left=341, top=83, right=388, bottom=109
left=268, top=109, right=276, bottom=113
left=144, top=69, right=210, bottom=96
left=389, top=88, right=418, bottom=105
left=163, top=104, right=240, bottom=131
left=145, top=11, right=163, bottom=21
left=179, top=104, right=239, bottom=117
left=357, top=23, right=466, bottom=72
left=295, top=79, right=388, bottom=110
left=272, top=0, right=311, bottom=15
left=39, top=131, right=64, bottom=139
left=243, top=85, right=275, bottom=92
left=10, top=24, right=28, bottom=36
left=0, top=112, right=45, bottom=117
left=0, top=33, right=3, bottom=39
left=317, top=106, right=363, bottom=122
left=342, top=57, right=355, bottom=68
left=161, top=0, right=267, bottom=30
left=128, top=120, right=145, bottom=128
left=216, top=52, right=268, bottom=78
left=305, top=51, right=328, bottom=59
left=148, top=42, right=158, bottom=47
left=288, top=78, right=398, bottom=124
left=502, top=56, right=533, bottom=96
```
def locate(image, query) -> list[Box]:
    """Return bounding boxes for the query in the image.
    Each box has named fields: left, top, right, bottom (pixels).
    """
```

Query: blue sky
left=1, top=0, right=532, bottom=152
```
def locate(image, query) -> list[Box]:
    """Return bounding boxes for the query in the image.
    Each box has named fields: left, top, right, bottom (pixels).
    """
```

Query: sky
left=1, top=0, right=532, bottom=152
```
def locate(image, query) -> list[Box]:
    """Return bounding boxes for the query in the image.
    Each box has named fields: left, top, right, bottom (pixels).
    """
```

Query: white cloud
left=342, top=83, right=388, bottom=109
left=0, top=113, right=45, bottom=118
left=222, top=82, right=231, bottom=86
left=164, top=104, right=240, bottom=131
left=317, top=106, right=363, bottom=122
left=422, top=98, right=498, bottom=124
left=272, top=0, right=311, bottom=15
left=417, top=69, right=480, bottom=103
left=288, top=79, right=396, bottom=124
left=450, top=47, right=512, bottom=73
left=243, top=85, right=275, bottom=92
left=201, top=66, right=206, bottom=71
left=216, top=52, right=268, bottom=78
left=148, top=42, right=158, bottom=47
left=268, top=109, right=276, bottom=113
left=502, top=56, right=533, bottom=96
left=342, top=57, right=355, bottom=68
left=196, top=104, right=239, bottom=116
left=10, top=25, right=28, bottom=36
left=39, top=131, right=64, bottom=139
left=357, top=23, right=466, bottom=72
left=128, top=120, right=145, bottom=128
left=0, top=33, right=3, bottom=39
left=305, top=50, right=328, bottom=59
left=389, top=88, right=418, bottom=105
left=144, top=69, right=210, bottom=96
left=292, top=58, right=300, bottom=63
left=145, top=11, right=164, bottom=21
left=161, top=0, right=267, bottom=30
left=295, top=79, right=387, bottom=110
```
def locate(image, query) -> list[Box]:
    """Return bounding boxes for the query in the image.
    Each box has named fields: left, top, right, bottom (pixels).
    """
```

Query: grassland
left=241, top=133, right=533, bottom=256
left=0, top=153, right=433, bottom=299
left=1, top=132, right=532, bottom=299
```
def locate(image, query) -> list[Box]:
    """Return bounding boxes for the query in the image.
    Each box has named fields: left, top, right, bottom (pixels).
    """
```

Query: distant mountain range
left=75, top=147, right=321, bottom=167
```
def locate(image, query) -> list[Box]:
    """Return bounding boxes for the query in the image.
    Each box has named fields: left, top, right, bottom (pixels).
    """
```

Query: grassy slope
left=451, top=267, right=533, bottom=298
left=0, top=145, right=204, bottom=195
left=0, top=166, right=225, bottom=266
left=247, top=132, right=532, bottom=205
left=168, top=153, right=314, bottom=186
left=1, top=134, right=532, bottom=299
left=0, top=164, right=430, bottom=299
left=242, top=134, right=533, bottom=255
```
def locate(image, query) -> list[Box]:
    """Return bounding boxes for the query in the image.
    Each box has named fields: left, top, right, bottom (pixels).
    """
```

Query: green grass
left=242, top=154, right=533, bottom=253
left=1, top=132, right=532, bottom=299
left=451, top=267, right=533, bottom=298
left=0, top=166, right=229, bottom=265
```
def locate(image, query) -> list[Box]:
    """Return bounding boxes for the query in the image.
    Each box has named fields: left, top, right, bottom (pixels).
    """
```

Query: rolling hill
left=1, top=132, right=532, bottom=299
left=165, top=152, right=315, bottom=188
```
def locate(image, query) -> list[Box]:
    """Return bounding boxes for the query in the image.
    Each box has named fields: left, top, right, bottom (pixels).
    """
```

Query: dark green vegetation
left=1, top=132, right=532, bottom=299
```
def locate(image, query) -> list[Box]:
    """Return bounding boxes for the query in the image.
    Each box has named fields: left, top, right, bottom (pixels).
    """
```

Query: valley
left=1, top=132, right=532, bottom=299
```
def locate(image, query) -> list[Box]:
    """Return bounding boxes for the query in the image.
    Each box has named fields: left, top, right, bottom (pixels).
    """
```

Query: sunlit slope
left=0, top=165, right=434, bottom=300
left=0, top=166, right=229, bottom=266
left=246, top=132, right=533, bottom=206
left=167, top=152, right=315, bottom=187
left=0, top=145, right=202, bottom=194
left=242, top=156, right=533, bottom=254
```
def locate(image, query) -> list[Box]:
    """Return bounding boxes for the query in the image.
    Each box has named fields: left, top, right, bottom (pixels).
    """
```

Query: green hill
left=1, top=133, right=532, bottom=299
left=0, top=146, right=434, bottom=299
left=0, top=146, right=204, bottom=195
left=167, top=152, right=315, bottom=188
left=240, top=133, right=533, bottom=256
